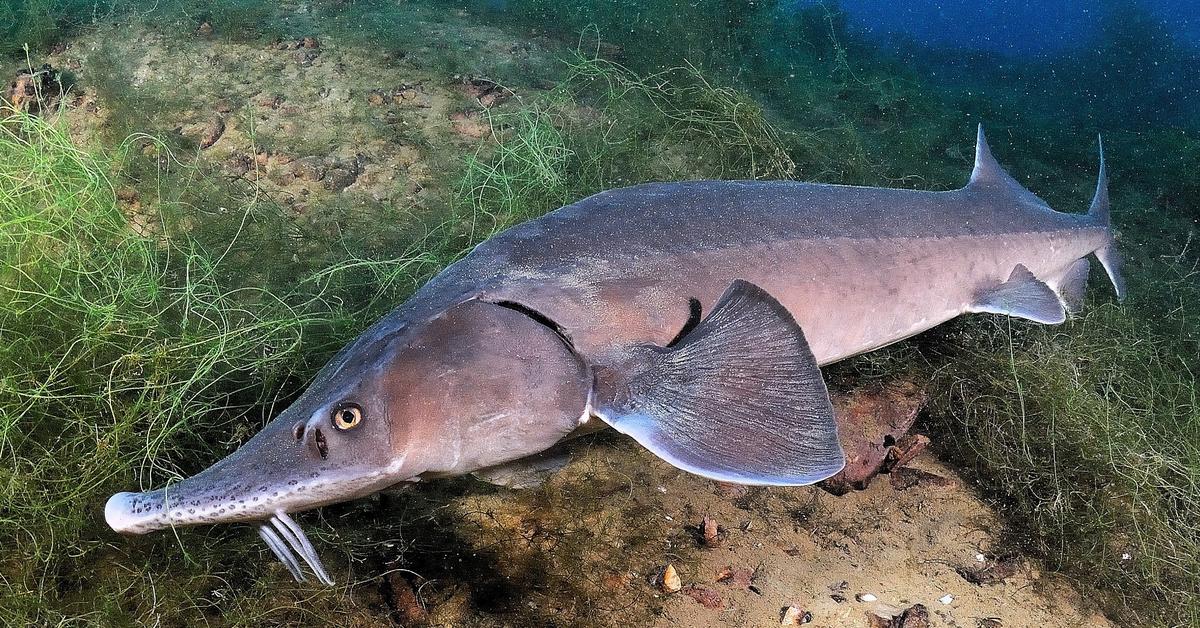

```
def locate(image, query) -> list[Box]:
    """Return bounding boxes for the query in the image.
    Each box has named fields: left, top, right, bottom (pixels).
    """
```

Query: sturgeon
left=105, top=126, right=1124, bottom=583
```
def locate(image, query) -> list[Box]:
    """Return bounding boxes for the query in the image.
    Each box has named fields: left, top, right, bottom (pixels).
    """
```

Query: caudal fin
left=1088, top=135, right=1126, bottom=301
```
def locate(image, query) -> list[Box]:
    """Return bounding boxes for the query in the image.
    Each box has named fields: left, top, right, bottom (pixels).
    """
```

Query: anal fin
left=971, top=264, right=1066, bottom=324
left=1055, top=258, right=1090, bottom=314
left=592, top=280, right=845, bottom=486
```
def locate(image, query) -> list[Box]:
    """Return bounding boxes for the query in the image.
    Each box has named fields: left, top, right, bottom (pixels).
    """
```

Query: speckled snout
left=103, top=476, right=292, bottom=535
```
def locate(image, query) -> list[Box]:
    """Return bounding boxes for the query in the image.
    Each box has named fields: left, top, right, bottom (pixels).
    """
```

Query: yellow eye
left=331, top=404, right=363, bottom=431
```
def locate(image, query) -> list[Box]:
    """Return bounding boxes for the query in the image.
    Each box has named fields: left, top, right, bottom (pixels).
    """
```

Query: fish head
left=105, top=297, right=591, bottom=536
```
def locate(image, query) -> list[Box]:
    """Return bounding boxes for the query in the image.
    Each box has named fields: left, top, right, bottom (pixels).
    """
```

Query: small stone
left=196, top=21, right=213, bottom=38
left=780, top=604, right=811, bottom=624
left=938, top=594, right=954, bottom=605
left=657, top=564, right=681, bottom=593
left=979, top=619, right=1003, bottom=628
left=4, top=65, right=63, bottom=116
left=301, top=36, right=320, bottom=49
left=701, top=515, right=720, bottom=547
left=856, top=593, right=878, bottom=603
left=383, top=566, right=427, bottom=624
left=896, top=604, right=930, bottom=628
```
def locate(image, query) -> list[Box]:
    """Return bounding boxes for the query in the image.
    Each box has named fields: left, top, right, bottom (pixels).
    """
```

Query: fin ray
left=1056, top=258, right=1090, bottom=314
left=971, top=264, right=1067, bottom=324
left=593, top=280, right=845, bottom=486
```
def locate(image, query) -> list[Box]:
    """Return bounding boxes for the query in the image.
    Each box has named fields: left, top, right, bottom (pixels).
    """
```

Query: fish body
left=105, top=127, right=1123, bottom=584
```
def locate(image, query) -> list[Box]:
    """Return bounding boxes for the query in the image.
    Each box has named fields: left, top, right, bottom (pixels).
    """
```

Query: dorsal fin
left=970, top=123, right=1010, bottom=186
left=967, top=124, right=1051, bottom=208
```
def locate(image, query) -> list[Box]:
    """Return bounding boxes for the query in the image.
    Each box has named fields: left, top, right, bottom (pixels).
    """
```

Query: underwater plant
left=0, top=102, right=372, bottom=624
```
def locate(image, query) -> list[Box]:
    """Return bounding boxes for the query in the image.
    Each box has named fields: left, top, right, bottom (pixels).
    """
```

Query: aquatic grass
left=457, top=53, right=796, bottom=238
left=0, top=104, right=384, bottom=623
left=0, top=0, right=116, bottom=59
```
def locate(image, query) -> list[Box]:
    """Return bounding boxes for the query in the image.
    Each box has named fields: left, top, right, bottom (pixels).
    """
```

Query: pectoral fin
left=592, top=280, right=845, bottom=486
left=472, top=449, right=571, bottom=489
left=971, top=264, right=1066, bottom=324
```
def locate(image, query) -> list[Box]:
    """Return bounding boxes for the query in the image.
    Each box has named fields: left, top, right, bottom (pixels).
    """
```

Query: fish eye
left=331, top=403, right=363, bottom=431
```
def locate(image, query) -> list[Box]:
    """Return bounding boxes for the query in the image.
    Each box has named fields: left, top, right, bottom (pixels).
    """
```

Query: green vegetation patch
left=0, top=104, right=363, bottom=624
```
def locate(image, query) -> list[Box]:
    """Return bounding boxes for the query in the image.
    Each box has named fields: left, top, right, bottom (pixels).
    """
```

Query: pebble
left=657, top=564, right=681, bottom=593
left=701, top=515, right=720, bottom=547
left=780, top=604, right=811, bottom=624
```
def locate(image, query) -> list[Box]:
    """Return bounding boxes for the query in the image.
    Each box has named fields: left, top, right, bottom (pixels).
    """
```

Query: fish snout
left=105, top=490, right=165, bottom=535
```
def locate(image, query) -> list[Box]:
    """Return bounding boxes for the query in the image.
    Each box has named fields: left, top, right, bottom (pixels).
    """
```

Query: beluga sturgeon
left=106, top=126, right=1124, bottom=583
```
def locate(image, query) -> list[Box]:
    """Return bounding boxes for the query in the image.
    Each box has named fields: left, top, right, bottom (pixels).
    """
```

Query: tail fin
left=1089, top=135, right=1126, bottom=301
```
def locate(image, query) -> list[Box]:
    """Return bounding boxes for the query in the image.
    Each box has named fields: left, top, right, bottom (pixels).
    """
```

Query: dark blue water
left=799, top=0, right=1197, bottom=57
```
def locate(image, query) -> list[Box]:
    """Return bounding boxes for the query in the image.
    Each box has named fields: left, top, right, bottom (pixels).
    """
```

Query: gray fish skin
left=105, top=126, right=1122, bottom=579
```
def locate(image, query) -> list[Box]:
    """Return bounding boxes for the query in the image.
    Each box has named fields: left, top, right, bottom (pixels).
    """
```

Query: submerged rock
left=819, top=379, right=927, bottom=495
left=699, top=515, right=721, bottom=547
left=4, top=65, right=63, bottom=116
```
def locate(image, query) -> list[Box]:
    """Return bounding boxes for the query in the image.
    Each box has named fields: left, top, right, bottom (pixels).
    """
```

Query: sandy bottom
left=378, top=436, right=1112, bottom=628
left=649, top=453, right=1111, bottom=627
